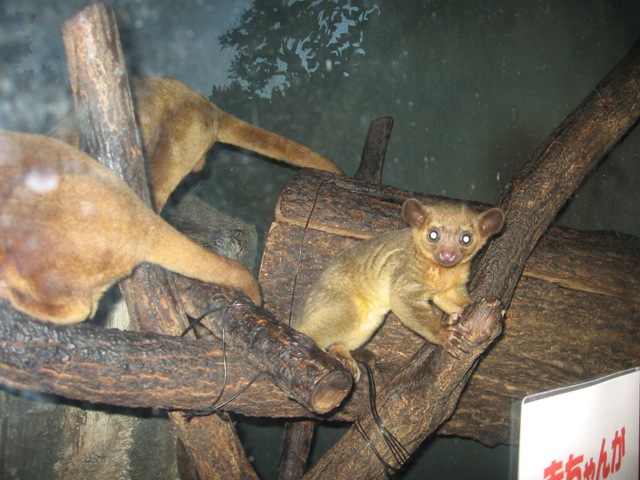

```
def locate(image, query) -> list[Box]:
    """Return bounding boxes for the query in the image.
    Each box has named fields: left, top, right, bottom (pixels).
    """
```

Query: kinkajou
left=51, top=76, right=344, bottom=211
left=0, top=130, right=262, bottom=324
left=295, top=198, right=505, bottom=380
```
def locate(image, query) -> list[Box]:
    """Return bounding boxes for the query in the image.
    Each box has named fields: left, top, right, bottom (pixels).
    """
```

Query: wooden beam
left=61, top=4, right=256, bottom=479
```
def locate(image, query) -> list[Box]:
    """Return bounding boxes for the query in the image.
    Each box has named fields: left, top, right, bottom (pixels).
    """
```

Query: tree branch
left=297, top=38, right=640, bottom=478
left=61, top=4, right=255, bottom=478
left=471, top=39, right=640, bottom=304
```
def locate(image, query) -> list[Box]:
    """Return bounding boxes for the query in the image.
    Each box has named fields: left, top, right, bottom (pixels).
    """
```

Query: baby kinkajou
left=51, top=76, right=344, bottom=211
left=295, top=198, right=505, bottom=381
left=0, top=131, right=261, bottom=324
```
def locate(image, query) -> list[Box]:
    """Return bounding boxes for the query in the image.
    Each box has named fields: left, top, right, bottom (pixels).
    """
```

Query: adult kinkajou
left=0, top=130, right=261, bottom=324
left=51, top=76, right=344, bottom=211
left=295, top=198, right=505, bottom=381
left=1, top=77, right=343, bottom=323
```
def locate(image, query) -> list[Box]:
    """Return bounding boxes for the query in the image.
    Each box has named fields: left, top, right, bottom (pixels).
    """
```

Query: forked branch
left=302, top=38, right=640, bottom=479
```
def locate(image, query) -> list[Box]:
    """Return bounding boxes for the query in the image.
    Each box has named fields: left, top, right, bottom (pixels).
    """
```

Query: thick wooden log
left=0, top=276, right=350, bottom=416
left=265, top=172, right=639, bottom=308
left=0, top=300, right=227, bottom=410
left=0, top=299, right=345, bottom=416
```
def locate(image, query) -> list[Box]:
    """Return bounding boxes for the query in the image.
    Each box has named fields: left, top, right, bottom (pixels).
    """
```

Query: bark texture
left=1, top=6, right=639, bottom=479
left=61, top=4, right=256, bottom=478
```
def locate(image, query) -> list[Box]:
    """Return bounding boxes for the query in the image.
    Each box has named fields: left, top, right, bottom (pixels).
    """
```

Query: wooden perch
left=471, top=38, right=640, bottom=306
left=61, top=4, right=255, bottom=479
left=354, top=116, right=393, bottom=183
left=62, top=1, right=186, bottom=335
left=277, top=421, right=316, bottom=480
left=0, top=298, right=351, bottom=414
left=259, top=39, right=640, bottom=477
left=0, top=300, right=231, bottom=409
left=62, top=6, right=254, bottom=477
left=173, top=276, right=352, bottom=414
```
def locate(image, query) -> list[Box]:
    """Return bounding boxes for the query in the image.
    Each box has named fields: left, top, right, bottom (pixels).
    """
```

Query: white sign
left=519, top=367, right=639, bottom=480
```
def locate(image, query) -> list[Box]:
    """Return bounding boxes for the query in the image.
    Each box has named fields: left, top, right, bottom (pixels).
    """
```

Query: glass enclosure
left=1, top=1, right=638, bottom=478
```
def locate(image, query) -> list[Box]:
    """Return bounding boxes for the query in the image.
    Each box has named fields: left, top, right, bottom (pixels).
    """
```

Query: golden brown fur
left=295, top=198, right=504, bottom=381
left=0, top=130, right=261, bottom=323
left=0, top=76, right=342, bottom=323
left=52, top=76, right=344, bottom=211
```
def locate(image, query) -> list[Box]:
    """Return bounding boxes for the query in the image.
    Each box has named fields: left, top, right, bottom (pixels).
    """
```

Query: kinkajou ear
left=478, top=208, right=505, bottom=237
left=402, top=198, right=429, bottom=228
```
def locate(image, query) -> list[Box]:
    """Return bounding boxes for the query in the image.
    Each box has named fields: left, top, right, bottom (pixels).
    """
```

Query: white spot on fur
left=25, top=169, right=59, bottom=193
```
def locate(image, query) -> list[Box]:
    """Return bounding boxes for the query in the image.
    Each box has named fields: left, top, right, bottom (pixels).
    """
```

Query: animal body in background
left=0, top=130, right=262, bottom=323
left=295, top=198, right=505, bottom=381
left=51, top=76, right=344, bottom=211
left=1, top=77, right=344, bottom=323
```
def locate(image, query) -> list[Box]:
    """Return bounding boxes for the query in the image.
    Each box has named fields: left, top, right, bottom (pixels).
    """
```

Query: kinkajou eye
left=459, top=232, right=472, bottom=246
left=428, top=229, right=440, bottom=242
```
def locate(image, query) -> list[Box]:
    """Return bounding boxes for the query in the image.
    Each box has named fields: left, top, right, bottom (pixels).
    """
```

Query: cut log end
left=309, top=370, right=353, bottom=414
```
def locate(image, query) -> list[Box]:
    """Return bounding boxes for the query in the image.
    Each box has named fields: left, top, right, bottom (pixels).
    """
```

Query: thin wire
left=180, top=301, right=254, bottom=337
left=355, top=361, right=410, bottom=478
left=186, top=371, right=262, bottom=418
left=181, top=301, right=262, bottom=418
left=365, top=362, right=410, bottom=468
left=287, top=176, right=330, bottom=326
